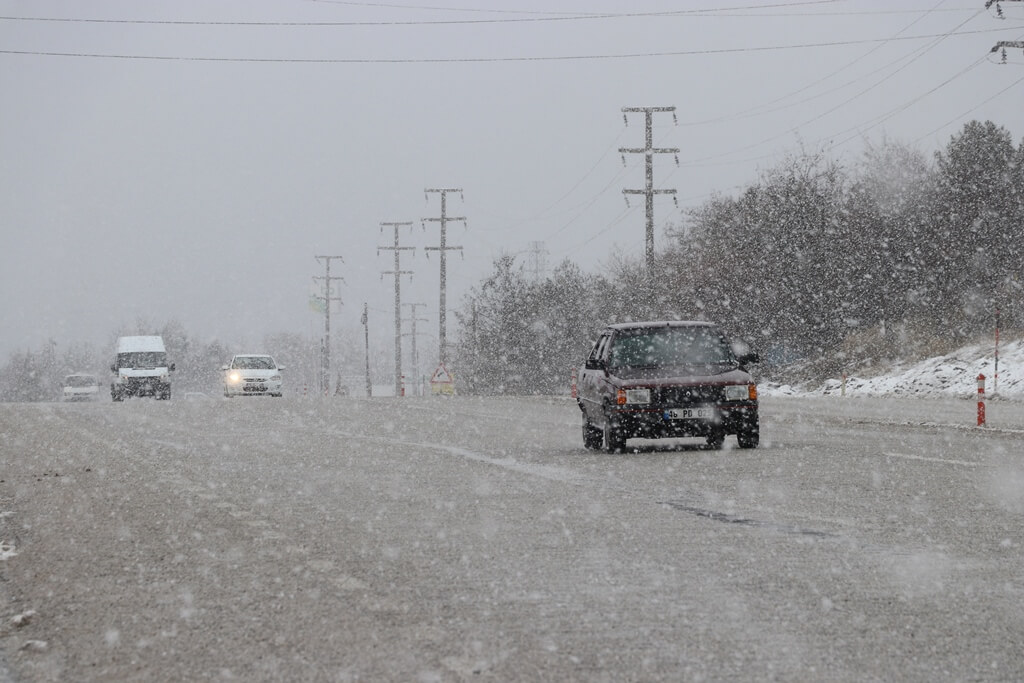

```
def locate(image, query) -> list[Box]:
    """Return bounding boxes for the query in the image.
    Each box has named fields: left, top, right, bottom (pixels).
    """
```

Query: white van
left=110, top=336, right=175, bottom=401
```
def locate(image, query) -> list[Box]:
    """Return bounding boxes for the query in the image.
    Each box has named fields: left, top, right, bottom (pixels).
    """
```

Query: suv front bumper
left=607, top=401, right=757, bottom=439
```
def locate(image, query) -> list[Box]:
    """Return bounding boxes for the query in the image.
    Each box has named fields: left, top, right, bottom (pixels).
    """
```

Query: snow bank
left=764, top=339, right=1024, bottom=400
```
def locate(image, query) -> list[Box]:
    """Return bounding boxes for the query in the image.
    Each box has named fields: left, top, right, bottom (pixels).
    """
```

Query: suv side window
left=589, top=334, right=610, bottom=364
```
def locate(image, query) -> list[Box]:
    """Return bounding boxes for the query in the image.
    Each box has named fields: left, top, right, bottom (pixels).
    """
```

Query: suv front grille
left=657, top=385, right=723, bottom=406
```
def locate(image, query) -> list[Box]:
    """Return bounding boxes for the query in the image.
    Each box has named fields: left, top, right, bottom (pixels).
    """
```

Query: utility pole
left=378, top=221, right=415, bottom=397
left=620, top=106, right=679, bottom=268
left=402, top=302, right=429, bottom=396
left=422, top=188, right=466, bottom=366
left=361, top=303, right=372, bottom=398
left=313, top=255, right=345, bottom=395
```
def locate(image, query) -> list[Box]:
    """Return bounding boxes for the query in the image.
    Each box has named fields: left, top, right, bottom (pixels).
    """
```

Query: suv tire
left=604, top=420, right=627, bottom=453
left=582, top=415, right=603, bottom=450
left=737, top=429, right=759, bottom=449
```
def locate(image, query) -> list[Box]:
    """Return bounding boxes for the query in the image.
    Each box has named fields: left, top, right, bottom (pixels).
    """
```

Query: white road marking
left=883, top=452, right=979, bottom=467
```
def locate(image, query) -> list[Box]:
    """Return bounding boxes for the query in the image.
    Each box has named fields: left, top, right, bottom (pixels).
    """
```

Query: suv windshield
left=117, top=352, right=167, bottom=369
left=608, top=327, right=733, bottom=368
left=64, top=375, right=97, bottom=388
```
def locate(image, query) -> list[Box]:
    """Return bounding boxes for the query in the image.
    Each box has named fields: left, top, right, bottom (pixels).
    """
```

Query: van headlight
left=724, top=384, right=756, bottom=401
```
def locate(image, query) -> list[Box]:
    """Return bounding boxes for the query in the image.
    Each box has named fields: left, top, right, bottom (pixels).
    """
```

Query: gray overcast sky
left=1, top=0, right=1022, bottom=364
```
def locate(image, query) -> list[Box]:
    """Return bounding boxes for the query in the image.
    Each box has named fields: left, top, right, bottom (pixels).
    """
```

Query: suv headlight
left=724, top=384, right=756, bottom=401
left=617, top=388, right=651, bottom=405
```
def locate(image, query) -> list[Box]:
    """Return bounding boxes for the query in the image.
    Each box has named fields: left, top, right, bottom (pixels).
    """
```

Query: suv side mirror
left=169, top=363, right=176, bottom=372
left=585, top=358, right=606, bottom=371
left=731, top=340, right=759, bottom=366
left=277, top=365, right=286, bottom=371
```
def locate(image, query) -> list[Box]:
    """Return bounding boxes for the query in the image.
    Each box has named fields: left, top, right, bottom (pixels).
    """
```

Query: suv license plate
left=667, top=407, right=713, bottom=420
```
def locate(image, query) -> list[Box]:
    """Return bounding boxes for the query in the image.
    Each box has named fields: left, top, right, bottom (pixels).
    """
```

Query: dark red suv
left=577, top=321, right=759, bottom=452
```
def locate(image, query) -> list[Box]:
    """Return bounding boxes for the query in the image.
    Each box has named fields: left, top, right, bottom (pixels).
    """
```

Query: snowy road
left=1, top=395, right=1023, bottom=681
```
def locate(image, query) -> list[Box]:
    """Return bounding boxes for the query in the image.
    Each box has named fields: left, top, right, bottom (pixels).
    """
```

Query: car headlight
left=617, top=388, right=651, bottom=405
left=270, top=374, right=281, bottom=382
left=228, top=371, right=241, bottom=383
left=724, top=384, right=756, bottom=401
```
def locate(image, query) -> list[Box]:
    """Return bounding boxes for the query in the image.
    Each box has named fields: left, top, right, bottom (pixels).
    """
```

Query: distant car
left=222, top=354, right=284, bottom=397
left=183, top=391, right=211, bottom=401
left=577, top=321, right=759, bottom=452
left=62, top=373, right=100, bottom=402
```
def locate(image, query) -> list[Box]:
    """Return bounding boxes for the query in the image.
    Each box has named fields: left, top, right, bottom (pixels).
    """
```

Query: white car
left=62, top=373, right=100, bottom=402
left=222, top=355, right=284, bottom=397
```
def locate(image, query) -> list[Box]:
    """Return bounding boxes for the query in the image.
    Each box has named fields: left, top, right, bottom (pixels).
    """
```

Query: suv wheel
left=604, top=421, right=627, bottom=453
left=737, top=414, right=759, bottom=449
left=582, top=415, right=603, bottom=450
left=737, top=429, right=759, bottom=449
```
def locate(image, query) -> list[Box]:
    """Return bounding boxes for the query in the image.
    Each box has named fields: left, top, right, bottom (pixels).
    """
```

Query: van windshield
left=608, top=327, right=733, bottom=368
left=117, top=352, right=167, bottom=369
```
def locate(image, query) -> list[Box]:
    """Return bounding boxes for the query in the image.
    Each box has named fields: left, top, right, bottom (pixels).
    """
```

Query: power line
left=464, top=129, right=628, bottom=238
left=0, top=2, right=851, bottom=27
left=674, top=0, right=949, bottom=129
left=2, top=27, right=1017, bottom=63
left=913, top=72, right=1024, bottom=142
left=667, top=9, right=986, bottom=171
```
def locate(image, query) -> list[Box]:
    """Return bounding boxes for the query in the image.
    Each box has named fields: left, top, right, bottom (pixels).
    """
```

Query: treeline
left=453, top=120, right=1024, bottom=393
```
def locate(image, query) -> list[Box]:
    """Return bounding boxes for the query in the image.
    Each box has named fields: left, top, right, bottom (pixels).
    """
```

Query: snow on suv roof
left=606, top=321, right=716, bottom=331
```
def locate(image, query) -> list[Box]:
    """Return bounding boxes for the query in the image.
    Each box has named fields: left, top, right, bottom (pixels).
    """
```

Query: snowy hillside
left=765, top=338, right=1022, bottom=400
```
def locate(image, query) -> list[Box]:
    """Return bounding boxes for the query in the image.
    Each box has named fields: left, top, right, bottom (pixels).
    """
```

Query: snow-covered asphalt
left=1, top=395, right=1023, bottom=681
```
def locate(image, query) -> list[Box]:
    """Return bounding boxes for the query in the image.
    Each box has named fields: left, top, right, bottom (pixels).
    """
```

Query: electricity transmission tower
left=991, top=40, right=1024, bottom=62
left=313, top=255, right=345, bottom=395
left=988, top=0, right=1024, bottom=58
left=620, top=106, right=679, bottom=268
left=526, top=240, right=548, bottom=281
left=986, top=0, right=1023, bottom=17
left=402, top=302, right=429, bottom=396
left=378, top=221, right=415, bottom=397
left=422, top=188, right=466, bottom=367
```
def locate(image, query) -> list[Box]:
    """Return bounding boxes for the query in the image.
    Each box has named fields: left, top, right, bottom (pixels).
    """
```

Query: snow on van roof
left=116, top=336, right=166, bottom=353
